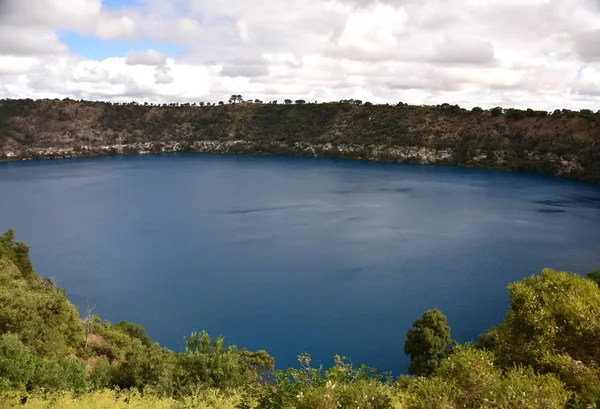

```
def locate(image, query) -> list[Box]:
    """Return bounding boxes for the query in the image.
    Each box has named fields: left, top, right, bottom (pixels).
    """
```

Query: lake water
left=1, top=154, right=600, bottom=373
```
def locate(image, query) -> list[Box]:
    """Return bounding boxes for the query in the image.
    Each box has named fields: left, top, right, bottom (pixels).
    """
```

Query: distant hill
left=1, top=98, right=599, bottom=183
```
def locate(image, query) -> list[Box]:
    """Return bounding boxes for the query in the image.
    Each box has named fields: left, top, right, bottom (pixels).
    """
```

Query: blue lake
left=1, top=154, right=600, bottom=373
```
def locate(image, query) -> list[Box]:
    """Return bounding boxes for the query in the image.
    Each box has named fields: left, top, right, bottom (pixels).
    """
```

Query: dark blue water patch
left=0, top=153, right=599, bottom=374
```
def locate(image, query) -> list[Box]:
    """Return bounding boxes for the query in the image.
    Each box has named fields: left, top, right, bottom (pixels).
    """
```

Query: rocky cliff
left=1, top=98, right=599, bottom=183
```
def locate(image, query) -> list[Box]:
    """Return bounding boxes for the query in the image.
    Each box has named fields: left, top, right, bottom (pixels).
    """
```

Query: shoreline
left=1, top=140, right=594, bottom=184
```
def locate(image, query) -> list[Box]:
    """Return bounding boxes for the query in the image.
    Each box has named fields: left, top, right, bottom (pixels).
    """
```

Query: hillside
left=1, top=229, right=600, bottom=408
left=1, top=99, right=599, bottom=183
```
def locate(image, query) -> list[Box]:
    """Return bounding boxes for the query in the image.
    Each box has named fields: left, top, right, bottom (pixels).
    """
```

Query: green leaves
left=404, top=309, right=454, bottom=376
left=0, top=333, right=36, bottom=391
left=0, top=230, right=34, bottom=280
left=587, top=269, right=600, bottom=287
left=482, top=268, right=600, bottom=397
left=113, top=321, right=152, bottom=346
left=406, top=346, right=571, bottom=409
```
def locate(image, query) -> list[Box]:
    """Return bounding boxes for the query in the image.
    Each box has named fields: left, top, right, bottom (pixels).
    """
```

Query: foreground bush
left=0, top=389, right=253, bottom=409
left=481, top=268, right=600, bottom=396
left=406, top=346, right=570, bottom=409
left=1, top=231, right=600, bottom=408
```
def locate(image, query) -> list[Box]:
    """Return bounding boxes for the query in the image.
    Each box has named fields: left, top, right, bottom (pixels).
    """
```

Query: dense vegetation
left=1, top=98, right=600, bottom=183
left=1, top=229, right=600, bottom=408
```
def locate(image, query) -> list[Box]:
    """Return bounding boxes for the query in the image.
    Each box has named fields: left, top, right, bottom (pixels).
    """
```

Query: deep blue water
left=1, top=154, right=600, bottom=373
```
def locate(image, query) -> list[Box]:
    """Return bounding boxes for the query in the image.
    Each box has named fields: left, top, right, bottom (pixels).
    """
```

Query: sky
left=0, top=0, right=599, bottom=110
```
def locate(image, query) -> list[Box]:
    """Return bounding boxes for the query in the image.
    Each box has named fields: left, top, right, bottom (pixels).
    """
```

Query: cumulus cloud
left=573, top=29, right=600, bottom=62
left=0, top=0, right=599, bottom=109
left=221, top=56, right=269, bottom=78
left=0, top=26, right=67, bottom=56
left=429, top=37, right=496, bottom=65
left=126, top=49, right=168, bottom=66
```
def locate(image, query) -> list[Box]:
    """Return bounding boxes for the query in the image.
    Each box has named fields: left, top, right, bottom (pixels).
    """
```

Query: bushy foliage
left=257, top=354, right=392, bottom=409
left=404, top=309, right=454, bottom=375
left=1, top=232, right=599, bottom=408
left=491, top=106, right=503, bottom=116
left=0, top=232, right=83, bottom=358
left=0, top=229, right=33, bottom=279
left=0, top=263, right=83, bottom=358
left=587, top=269, right=600, bottom=287
left=112, top=341, right=175, bottom=395
left=113, top=321, right=153, bottom=346
left=0, top=389, right=179, bottom=409
left=0, top=333, right=37, bottom=390
left=89, top=357, right=114, bottom=390
left=481, top=269, right=600, bottom=394
left=30, top=358, right=89, bottom=393
left=406, top=346, right=570, bottom=409
left=174, top=331, right=274, bottom=396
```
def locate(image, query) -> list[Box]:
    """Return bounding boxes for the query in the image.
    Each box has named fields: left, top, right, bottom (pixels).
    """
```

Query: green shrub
left=0, top=333, right=37, bottom=390
left=31, top=358, right=89, bottom=392
left=483, top=269, right=600, bottom=391
left=113, top=321, right=152, bottom=346
left=89, top=357, right=114, bottom=390
left=0, top=267, right=83, bottom=358
left=497, top=367, right=570, bottom=409
left=174, top=331, right=248, bottom=394
left=295, top=380, right=392, bottom=409
left=587, top=269, right=600, bottom=287
left=406, top=346, right=570, bottom=409
left=404, top=309, right=455, bottom=375
left=112, top=342, right=174, bottom=396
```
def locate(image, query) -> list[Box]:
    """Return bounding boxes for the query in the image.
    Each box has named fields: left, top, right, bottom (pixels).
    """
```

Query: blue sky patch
left=575, top=64, right=585, bottom=80
left=58, top=31, right=186, bottom=61
left=101, top=0, right=141, bottom=8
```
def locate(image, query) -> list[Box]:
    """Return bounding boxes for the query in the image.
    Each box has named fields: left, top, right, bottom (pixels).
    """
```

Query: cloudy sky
left=0, top=0, right=599, bottom=110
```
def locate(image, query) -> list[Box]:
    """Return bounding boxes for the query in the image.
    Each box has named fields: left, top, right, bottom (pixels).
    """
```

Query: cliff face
left=1, top=98, right=599, bottom=183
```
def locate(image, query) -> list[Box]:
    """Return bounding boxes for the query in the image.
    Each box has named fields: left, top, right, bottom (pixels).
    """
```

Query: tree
left=482, top=269, right=600, bottom=392
left=506, top=108, right=525, bottom=120
left=491, top=106, right=503, bottom=116
left=228, top=95, right=244, bottom=104
left=113, top=342, right=174, bottom=395
left=83, top=303, right=95, bottom=349
left=587, top=269, right=600, bottom=287
left=295, top=100, right=306, bottom=105
left=406, top=345, right=570, bottom=409
left=0, top=333, right=37, bottom=390
left=175, top=331, right=244, bottom=393
left=31, top=357, right=89, bottom=392
left=114, top=321, right=152, bottom=346
left=284, top=99, right=292, bottom=105
left=404, top=309, right=454, bottom=376
left=218, top=101, right=224, bottom=106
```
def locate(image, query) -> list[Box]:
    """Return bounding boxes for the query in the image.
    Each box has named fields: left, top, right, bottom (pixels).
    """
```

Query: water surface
left=1, top=154, right=599, bottom=372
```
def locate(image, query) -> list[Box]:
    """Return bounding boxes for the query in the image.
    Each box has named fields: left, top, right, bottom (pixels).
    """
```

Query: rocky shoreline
left=1, top=140, right=585, bottom=182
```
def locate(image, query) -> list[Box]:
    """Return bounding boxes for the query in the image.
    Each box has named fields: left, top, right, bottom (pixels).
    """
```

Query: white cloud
left=429, top=36, right=496, bottom=65
left=0, top=26, right=67, bottom=56
left=126, top=49, right=168, bottom=66
left=0, top=56, right=40, bottom=75
left=0, top=0, right=598, bottom=109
